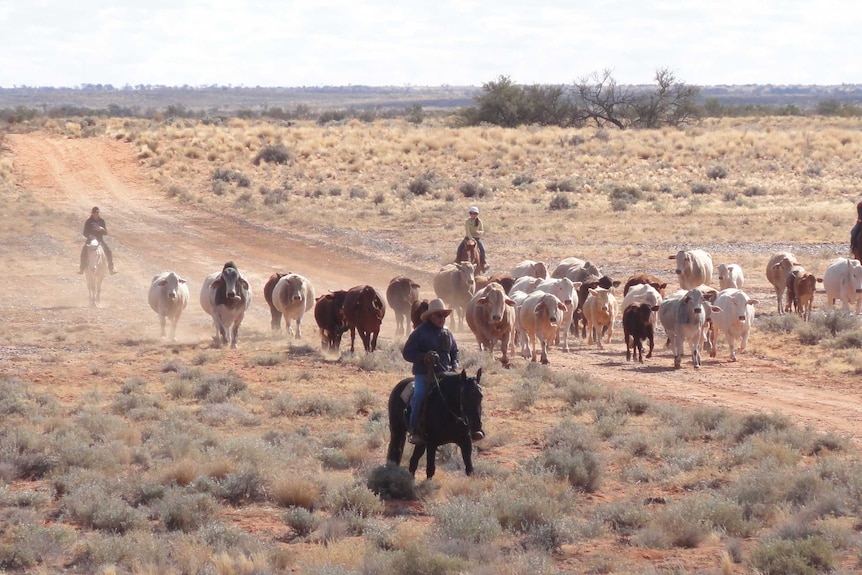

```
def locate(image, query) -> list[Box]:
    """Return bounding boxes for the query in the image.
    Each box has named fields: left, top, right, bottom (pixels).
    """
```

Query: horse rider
left=850, top=200, right=862, bottom=261
left=456, top=206, right=487, bottom=272
left=78, top=206, right=117, bottom=275
left=402, top=298, right=460, bottom=445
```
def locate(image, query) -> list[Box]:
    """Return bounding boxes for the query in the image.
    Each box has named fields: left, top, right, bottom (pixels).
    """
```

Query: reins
left=427, top=368, right=470, bottom=427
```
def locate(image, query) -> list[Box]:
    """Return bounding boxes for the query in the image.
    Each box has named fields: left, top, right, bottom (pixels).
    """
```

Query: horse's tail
left=386, top=377, right=413, bottom=465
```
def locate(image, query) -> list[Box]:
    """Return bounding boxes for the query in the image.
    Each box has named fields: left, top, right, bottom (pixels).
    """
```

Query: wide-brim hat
left=421, top=298, right=453, bottom=322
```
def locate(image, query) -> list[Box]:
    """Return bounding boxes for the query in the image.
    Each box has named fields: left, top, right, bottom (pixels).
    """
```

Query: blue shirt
left=402, top=321, right=459, bottom=375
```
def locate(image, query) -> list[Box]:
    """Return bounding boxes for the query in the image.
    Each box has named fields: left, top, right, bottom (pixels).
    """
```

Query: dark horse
left=386, top=369, right=484, bottom=479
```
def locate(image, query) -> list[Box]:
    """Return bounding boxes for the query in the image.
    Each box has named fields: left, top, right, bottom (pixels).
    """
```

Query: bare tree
left=574, top=69, right=633, bottom=129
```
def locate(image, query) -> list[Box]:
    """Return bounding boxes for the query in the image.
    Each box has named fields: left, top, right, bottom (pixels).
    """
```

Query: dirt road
left=6, top=132, right=862, bottom=443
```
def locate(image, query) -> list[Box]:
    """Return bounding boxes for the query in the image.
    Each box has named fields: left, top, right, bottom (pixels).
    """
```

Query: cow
left=517, top=291, right=567, bottom=364
left=147, top=271, right=189, bottom=341
left=766, top=252, right=799, bottom=315
left=263, top=272, right=288, bottom=332
left=623, top=273, right=668, bottom=298
left=386, top=276, right=421, bottom=336
left=466, top=283, right=517, bottom=365
left=574, top=274, right=619, bottom=339
left=582, top=287, right=617, bottom=349
left=788, top=270, right=821, bottom=321
left=270, top=273, right=316, bottom=340
left=314, top=290, right=349, bottom=352
left=621, top=283, right=663, bottom=358
left=342, top=285, right=386, bottom=352
left=487, top=272, right=515, bottom=294
left=433, top=262, right=476, bottom=330
left=200, top=261, right=251, bottom=349
left=623, top=303, right=655, bottom=363
left=716, top=263, right=745, bottom=290
left=668, top=249, right=713, bottom=290
left=551, top=258, right=601, bottom=284
left=410, top=299, right=429, bottom=330
left=823, top=257, right=862, bottom=314
left=710, top=288, right=758, bottom=362
left=510, top=276, right=578, bottom=351
left=512, top=260, right=548, bottom=280
left=659, top=288, right=707, bottom=369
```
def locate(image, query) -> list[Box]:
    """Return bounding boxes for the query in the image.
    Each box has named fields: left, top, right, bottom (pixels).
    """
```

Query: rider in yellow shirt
left=457, top=206, right=487, bottom=271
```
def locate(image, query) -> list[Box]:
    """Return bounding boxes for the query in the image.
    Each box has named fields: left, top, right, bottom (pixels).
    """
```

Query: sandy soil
left=6, top=131, right=860, bottom=445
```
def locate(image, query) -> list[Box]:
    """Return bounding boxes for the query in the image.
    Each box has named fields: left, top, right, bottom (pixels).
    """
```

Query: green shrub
left=546, top=179, right=576, bottom=192
left=367, top=463, right=416, bottom=500
left=326, top=483, right=383, bottom=518
left=408, top=178, right=432, bottom=196
left=608, top=185, right=643, bottom=211
left=548, top=193, right=572, bottom=211
left=743, top=185, right=768, bottom=197
left=690, top=182, right=712, bottom=195
left=219, top=469, right=267, bottom=505
left=749, top=536, right=835, bottom=575
left=597, top=499, right=650, bottom=535
left=283, top=506, right=319, bottom=537
left=253, top=143, right=291, bottom=165
left=707, top=165, right=729, bottom=179
left=431, top=497, right=501, bottom=543
left=159, top=490, right=219, bottom=531
left=512, top=174, right=535, bottom=187
left=459, top=181, right=487, bottom=198
left=194, top=372, right=247, bottom=403
left=212, top=167, right=251, bottom=188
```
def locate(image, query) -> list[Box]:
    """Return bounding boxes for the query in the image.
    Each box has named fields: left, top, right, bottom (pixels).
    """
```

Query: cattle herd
left=140, top=250, right=862, bottom=369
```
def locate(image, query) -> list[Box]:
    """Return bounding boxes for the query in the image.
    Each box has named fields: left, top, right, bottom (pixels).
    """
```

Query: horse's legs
left=408, top=444, right=427, bottom=477
left=424, top=444, right=437, bottom=479
left=459, top=439, right=474, bottom=476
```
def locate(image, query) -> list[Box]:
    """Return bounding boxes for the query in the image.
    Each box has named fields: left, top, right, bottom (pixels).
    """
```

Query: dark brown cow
left=385, top=276, right=420, bottom=336
left=342, top=285, right=386, bottom=352
left=410, top=299, right=429, bottom=330
left=487, top=272, right=515, bottom=294
left=623, top=273, right=668, bottom=297
left=263, top=272, right=289, bottom=331
left=314, top=291, right=349, bottom=352
left=623, top=303, right=656, bottom=363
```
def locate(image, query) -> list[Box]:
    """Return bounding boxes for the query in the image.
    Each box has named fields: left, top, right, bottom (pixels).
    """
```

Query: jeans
left=408, top=373, right=427, bottom=434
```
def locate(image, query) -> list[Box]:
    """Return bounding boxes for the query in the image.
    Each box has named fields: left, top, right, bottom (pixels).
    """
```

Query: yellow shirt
left=465, top=217, right=484, bottom=240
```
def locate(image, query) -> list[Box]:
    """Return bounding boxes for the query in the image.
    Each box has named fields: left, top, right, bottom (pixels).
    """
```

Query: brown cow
left=623, top=273, right=668, bottom=298
left=314, top=290, right=349, bottom=352
left=410, top=299, right=429, bottom=330
left=433, top=262, right=476, bottom=330
left=574, top=274, right=620, bottom=339
left=385, top=276, right=420, bottom=336
left=264, top=272, right=289, bottom=331
left=787, top=269, right=822, bottom=321
left=342, top=285, right=386, bottom=352
left=487, top=272, right=515, bottom=294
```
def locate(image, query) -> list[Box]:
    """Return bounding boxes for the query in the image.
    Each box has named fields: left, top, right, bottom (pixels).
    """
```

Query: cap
left=468, top=206, right=479, bottom=214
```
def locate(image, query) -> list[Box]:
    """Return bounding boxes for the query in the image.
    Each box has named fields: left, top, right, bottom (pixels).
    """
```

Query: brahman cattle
left=512, top=260, right=548, bottom=280
left=716, top=263, right=745, bottom=290
left=386, top=276, right=421, bottom=336
left=574, top=274, right=619, bottom=339
left=466, top=283, right=516, bottom=365
left=147, top=271, right=189, bottom=341
left=510, top=276, right=579, bottom=351
left=433, top=262, right=477, bottom=330
left=623, top=303, right=655, bottom=363
left=314, top=290, right=349, bottom=352
left=200, top=261, right=251, bottom=349
left=823, top=257, right=862, bottom=314
left=623, top=273, right=668, bottom=297
left=583, top=287, right=617, bottom=349
left=342, top=284, right=386, bottom=352
left=517, top=291, right=567, bottom=364
left=668, top=249, right=713, bottom=290
left=659, top=288, right=707, bottom=369
left=551, top=257, right=601, bottom=284
left=263, top=272, right=288, bottom=331
left=270, top=273, right=316, bottom=340
left=487, top=272, right=515, bottom=294
left=710, top=288, right=757, bottom=362
left=766, top=252, right=800, bottom=314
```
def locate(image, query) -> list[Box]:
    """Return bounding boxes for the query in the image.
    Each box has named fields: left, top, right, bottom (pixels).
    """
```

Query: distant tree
left=573, top=69, right=632, bottom=129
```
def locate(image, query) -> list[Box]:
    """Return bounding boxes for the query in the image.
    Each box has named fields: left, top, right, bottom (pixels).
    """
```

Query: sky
left=1, top=1, right=859, bottom=88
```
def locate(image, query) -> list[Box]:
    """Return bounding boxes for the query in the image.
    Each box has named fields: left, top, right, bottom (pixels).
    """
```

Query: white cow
left=823, top=257, right=862, bottom=314
left=510, top=276, right=578, bottom=351
left=512, top=260, right=548, bottom=280
left=466, top=283, right=517, bottom=364
left=517, top=291, right=567, bottom=364
left=551, top=258, right=601, bottom=284
left=621, top=283, right=663, bottom=320
left=659, top=288, right=707, bottom=369
left=148, top=271, right=189, bottom=341
left=583, top=287, right=617, bottom=349
left=200, top=262, right=252, bottom=348
left=710, top=288, right=758, bottom=361
left=716, top=263, right=745, bottom=290
left=668, top=249, right=713, bottom=290
left=766, top=252, right=799, bottom=314
left=271, top=273, right=316, bottom=339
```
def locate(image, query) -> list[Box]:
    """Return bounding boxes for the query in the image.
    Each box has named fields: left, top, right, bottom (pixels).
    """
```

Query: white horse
left=84, top=238, right=108, bottom=307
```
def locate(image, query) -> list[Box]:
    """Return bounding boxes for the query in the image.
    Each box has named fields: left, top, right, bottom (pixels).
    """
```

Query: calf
left=710, top=288, right=758, bottom=361
left=583, top=287, right=617, bottom=349
left=623, top=303, right=655, bottom=363
left=517, top=291, right=567, bottom=364
left=792, top=271, right=821, bottom=321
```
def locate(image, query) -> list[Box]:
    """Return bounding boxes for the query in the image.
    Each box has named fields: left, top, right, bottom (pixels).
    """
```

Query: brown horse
left=456, top=238, right=483, bottom=270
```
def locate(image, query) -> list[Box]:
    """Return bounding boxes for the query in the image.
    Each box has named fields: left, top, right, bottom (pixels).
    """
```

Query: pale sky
left=1, top=1, right=858, bottom=88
